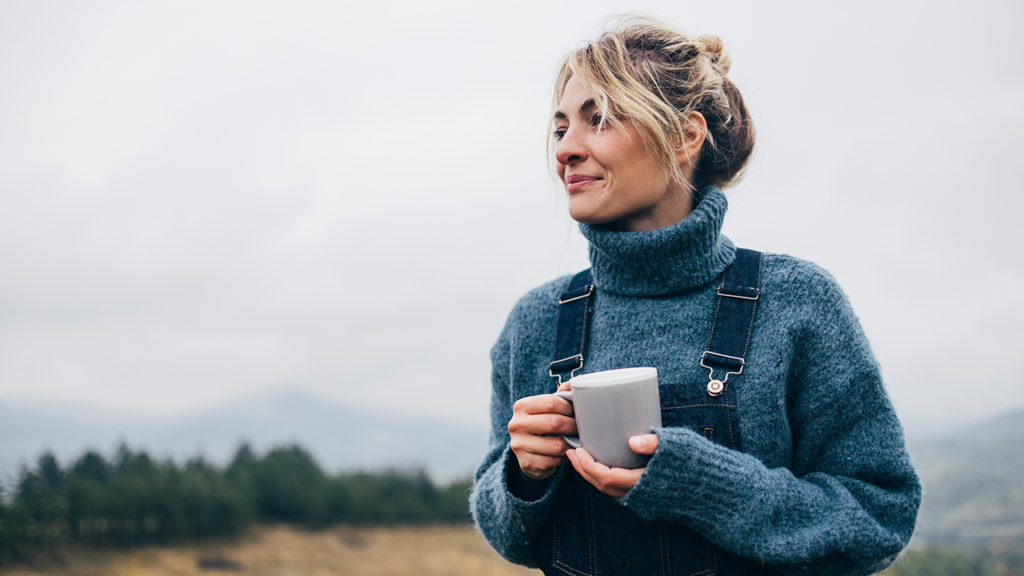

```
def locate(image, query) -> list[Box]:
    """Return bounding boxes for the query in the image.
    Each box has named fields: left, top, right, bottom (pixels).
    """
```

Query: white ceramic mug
left=554, top=367, right=661, bottom=469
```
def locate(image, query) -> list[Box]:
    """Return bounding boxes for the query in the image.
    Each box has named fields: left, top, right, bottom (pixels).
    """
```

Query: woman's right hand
left=507, top=384, right=578, bottom=480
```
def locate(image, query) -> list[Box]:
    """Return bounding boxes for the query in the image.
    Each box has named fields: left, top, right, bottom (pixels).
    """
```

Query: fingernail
left=631, top=436, right=646, bottom=450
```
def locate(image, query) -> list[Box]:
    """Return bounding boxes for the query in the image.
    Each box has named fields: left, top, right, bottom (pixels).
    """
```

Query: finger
left=513, top=393, right=574, bottom=417
left=556, top=381, right=572, bottom=392
left=535, top=413, right=577, bottom=436
left=510, top=434, right=571, bottom=458
left=567, top=449, right=627, bottom=498
left=570, top=447, right=611, bottom=481
left=508, top=413, right=578, bottom=437
left=564, top=449, right=594, bottom=484
left=566, top=448, right=607, bottom=491
left=547, top=393, right=575, bottom=416
left=628, top=434, right=658, bottom=455
left=568, top=448, right=644, bottom=498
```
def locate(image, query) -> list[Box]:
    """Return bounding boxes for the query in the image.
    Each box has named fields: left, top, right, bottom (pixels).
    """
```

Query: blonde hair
left=552, top=16, right=755, bottom=191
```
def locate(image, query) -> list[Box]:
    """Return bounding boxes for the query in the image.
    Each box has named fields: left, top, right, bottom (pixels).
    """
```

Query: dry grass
left=0, top=525, right=539, bottom=576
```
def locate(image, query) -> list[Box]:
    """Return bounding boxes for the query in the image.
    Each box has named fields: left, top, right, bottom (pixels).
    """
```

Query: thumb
left=628, top=434, right=658, bottom=455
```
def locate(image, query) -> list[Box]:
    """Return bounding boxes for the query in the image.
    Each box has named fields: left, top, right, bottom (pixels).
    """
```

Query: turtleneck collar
left=579, top=187, right=736, bottom=297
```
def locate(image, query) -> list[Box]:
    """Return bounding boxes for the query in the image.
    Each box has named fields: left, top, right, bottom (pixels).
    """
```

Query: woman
left=471, top=17, right=920, bottom=576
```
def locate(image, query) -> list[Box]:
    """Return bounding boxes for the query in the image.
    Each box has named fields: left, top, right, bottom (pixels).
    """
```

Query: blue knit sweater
left=470, top=188, right=920, bottom=575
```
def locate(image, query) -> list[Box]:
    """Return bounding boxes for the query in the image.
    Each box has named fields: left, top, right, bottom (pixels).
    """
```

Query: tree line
left=6, top=443, right=1021, bottom=574
left=0, top=443, right=471, bottom=561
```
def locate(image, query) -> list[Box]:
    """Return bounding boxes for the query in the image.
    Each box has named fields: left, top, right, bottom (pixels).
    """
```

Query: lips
left=565, top=174, right=601, bottom=192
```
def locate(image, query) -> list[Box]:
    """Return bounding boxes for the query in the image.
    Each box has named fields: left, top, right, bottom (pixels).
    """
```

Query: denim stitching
left=587, top=487, right=596, bottom=573
left=723, top=385, right=738, bottom=448
left=660, top=521, right=670, bottom=575
left=578, top=296, right=590, bottom=375
left=705, top=275, right=726, bottom=358
left=553, top=560, right=594, bottom=576
left=552, top=499, right=561, bottom=570
left=740, top=252, right=763, bottom=359
left=551, top=288, right=565, bottom=388
left=552, top=488, right=596, bottom=576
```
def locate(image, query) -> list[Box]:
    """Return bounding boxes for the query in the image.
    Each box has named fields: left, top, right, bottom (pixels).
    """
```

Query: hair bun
left=697, top=34, right=731, bottom=74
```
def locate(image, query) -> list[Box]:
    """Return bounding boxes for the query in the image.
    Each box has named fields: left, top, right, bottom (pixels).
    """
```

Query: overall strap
left=548, top=269, right=595, bottom=386
left=701, top=248, right=763, bottom=397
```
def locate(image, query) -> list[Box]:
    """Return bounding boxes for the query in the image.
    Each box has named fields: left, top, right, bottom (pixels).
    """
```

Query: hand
left=507, top=383, right=578, bottom=480
left=566, top=434, right=658, bottom=498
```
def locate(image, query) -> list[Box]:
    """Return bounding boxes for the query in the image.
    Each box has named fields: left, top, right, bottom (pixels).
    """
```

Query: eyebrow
left=553, top=98, right=597, bottom=121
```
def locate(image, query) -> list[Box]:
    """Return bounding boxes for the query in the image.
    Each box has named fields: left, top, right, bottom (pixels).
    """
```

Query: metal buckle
left=558, top=285, right=594, bottom=305
left=716, top=286, right=759, bottom=301
left=549, top=354, right=583, bottom=386
left=700, top=351, right=745, bottom=393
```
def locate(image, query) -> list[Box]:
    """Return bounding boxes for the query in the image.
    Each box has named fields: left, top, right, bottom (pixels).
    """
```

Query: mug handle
left=552, top=390, right=581, bottom=449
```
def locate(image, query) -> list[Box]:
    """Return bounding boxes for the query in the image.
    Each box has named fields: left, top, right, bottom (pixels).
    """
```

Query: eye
left=552, top=126, right=567, bottom=141
left=591, top=113, right=611, bottom=129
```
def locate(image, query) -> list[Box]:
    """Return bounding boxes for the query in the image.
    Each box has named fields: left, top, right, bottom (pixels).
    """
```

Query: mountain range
left=905, top=407, right=1024, bottom=549
left=0, top=390, right=489, bottom=484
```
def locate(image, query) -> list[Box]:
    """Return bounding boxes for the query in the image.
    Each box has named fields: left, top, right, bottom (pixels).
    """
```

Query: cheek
left=624, top=157, right=671, bottom=196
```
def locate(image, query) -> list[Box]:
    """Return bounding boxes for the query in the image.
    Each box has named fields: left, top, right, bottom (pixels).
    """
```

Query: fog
left=1, top=0, right=1022, bottom=437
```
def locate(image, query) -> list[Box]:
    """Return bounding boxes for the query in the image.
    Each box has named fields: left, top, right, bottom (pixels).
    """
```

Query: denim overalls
left=537, top=249, right=781, bottom=576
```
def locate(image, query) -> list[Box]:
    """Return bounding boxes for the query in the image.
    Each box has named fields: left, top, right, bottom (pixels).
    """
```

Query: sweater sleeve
left=469, top=308, right=563, bottom=567
left=620, top=264, right=921, bottom=576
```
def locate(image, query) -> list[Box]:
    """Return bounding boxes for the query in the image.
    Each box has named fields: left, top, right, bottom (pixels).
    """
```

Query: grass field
left=0, top=525, right=539, bottom=576
left=0, top=524, right=923, bottom=575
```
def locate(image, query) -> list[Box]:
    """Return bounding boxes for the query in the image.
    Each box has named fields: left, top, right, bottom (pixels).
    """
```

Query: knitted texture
left=470, top=188, right=920, bottom=575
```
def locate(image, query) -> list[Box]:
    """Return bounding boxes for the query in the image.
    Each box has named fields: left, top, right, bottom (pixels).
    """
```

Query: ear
left=675, top=111, right=707, bottom=168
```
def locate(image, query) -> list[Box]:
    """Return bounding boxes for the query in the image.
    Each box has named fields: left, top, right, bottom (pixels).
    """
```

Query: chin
left=567, top=210, right=606, bottom=226
left=568, top=201, right=609, bottom=226
left=570, top=213, right=626, bottom=231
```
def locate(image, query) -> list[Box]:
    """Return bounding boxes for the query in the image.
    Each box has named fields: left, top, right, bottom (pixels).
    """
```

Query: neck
left=579, top=187, right=735, bottom=296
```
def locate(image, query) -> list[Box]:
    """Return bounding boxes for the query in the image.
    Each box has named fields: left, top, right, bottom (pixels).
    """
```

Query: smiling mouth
left=566, top=175, right=601, bottom=192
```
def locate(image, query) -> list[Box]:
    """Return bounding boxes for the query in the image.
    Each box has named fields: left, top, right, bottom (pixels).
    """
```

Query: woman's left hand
left=565, top=434, right=658, bottom=498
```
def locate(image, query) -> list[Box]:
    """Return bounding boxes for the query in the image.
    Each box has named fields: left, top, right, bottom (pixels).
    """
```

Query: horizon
left=4, top=384, right=1021, bottom=442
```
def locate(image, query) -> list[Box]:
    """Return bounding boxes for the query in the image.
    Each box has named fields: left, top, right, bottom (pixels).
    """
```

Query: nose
left=555, top=127, right=587, bottom=167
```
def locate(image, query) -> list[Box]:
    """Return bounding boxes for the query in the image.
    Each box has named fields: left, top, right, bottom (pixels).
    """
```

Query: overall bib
left=537, top=249, right=781, bottom=576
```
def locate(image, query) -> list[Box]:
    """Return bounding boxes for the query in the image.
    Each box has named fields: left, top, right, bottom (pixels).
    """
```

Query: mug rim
left=570, top=366, right=658, bottom=388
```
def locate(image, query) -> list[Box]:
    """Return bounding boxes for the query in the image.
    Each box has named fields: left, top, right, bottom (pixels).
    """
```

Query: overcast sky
left=1, top=0, right=1022, bottom=436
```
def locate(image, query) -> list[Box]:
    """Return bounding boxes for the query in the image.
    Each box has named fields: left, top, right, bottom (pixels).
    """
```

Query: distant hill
left=907, top=408, right=1024, bottom=549
left=0, top=390, right=489, bottom=485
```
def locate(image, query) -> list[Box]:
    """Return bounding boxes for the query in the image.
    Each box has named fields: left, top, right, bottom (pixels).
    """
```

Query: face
left=553, top=76, right=691, bottom=232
